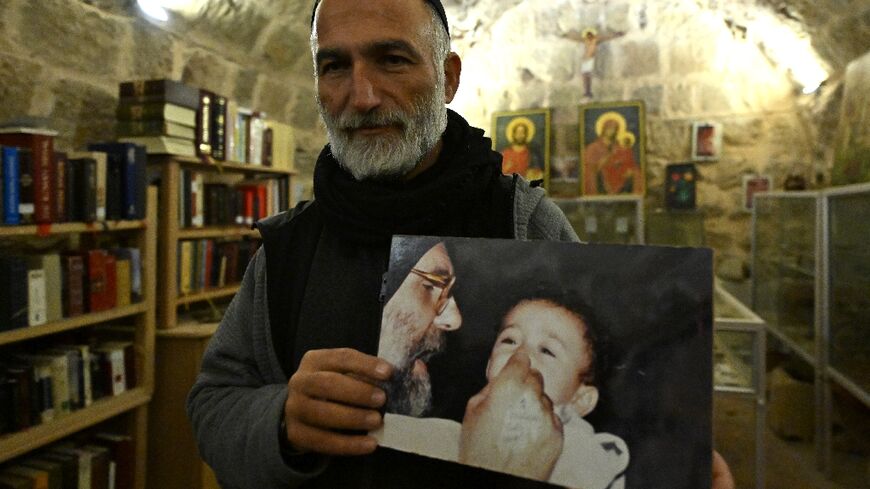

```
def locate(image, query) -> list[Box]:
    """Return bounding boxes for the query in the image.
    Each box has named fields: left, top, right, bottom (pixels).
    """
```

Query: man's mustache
left=335, top=109, right=409, bottom=132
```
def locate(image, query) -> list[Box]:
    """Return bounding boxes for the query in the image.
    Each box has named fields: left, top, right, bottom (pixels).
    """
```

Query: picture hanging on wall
left=742, top=174, right=772, bottom=211
left=665, top=163, right=697, bottom=210
left=492, top=109, right=551, bottom=187
left=579, top=101, right=646, bottom=197
left=690, top=122, right=723, bottom=161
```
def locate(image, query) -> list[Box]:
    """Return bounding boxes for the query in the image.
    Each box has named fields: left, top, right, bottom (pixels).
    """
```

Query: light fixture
left=137, top=0, right=169, bottom=22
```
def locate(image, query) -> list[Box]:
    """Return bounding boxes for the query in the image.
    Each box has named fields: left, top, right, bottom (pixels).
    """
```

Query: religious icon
left=691, top=122, right=723, bottom=161
left=666, top=163, right=697, bottom=210
left=579, top=101, right=646, bottom=197
left=492, top=109, right=551, bottom=187
left=742, top=174, right=771, bottom=211
left=567, top=28, right=626, bottom=99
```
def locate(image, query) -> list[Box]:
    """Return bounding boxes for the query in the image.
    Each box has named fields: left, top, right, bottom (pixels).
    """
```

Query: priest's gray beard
left=317, top=76, right=448, bottom=181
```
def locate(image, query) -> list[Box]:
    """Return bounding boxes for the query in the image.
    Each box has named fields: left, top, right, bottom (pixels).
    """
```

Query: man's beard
left=317, top=76, right=448, bottom=181
left=379, top=307, right=446, bottom=416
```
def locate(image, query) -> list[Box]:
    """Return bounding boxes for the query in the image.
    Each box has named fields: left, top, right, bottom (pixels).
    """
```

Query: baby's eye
left=541, top=346, right=555, bottom=358
left=499, top=337, right=516, bottom=346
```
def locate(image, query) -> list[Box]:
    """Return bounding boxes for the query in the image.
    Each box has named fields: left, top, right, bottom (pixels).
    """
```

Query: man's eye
left=383, top=55, right=410, bottom=66
left=320, top=62, right=345, bottom=75
left=541, top=347, right=555, bottom=358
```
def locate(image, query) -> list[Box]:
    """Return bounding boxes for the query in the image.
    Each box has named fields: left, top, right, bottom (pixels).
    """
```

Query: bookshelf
left=148, top=155, right=295, bottom=329
left=0, top=186, right=157, bottom=489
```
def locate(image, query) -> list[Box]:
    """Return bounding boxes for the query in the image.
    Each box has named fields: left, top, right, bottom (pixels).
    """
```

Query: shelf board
left=765, top=325, right=816, bottom=366
left=0, top=303, right=148, bottom=346
left=0, top=220, right=147, bottom=237
left=178, top=226, right=260, bottom=240
left=0, top=388, right=151, bottom=463
left=176, top=285, right=240, bottom=306
left=149, top=155, right=296, bottom=176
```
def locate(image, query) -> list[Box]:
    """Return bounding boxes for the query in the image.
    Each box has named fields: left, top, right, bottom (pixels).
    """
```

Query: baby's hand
left=459, top=351, right=563, bottom=480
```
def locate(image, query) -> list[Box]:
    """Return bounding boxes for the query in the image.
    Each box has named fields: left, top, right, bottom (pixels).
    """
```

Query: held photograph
left=492, top=109, right=551, bottom=187
left=580, top=101, right=646, bottom=197
left=373, top=235, right=713, bottom=489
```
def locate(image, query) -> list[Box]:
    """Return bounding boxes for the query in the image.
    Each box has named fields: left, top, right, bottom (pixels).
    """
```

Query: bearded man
left=186, top=1, right=734, bottom=488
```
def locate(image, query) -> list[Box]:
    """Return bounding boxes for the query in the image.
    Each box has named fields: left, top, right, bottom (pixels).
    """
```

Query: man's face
left=512, top=124, right=529, bottom=145
left=486, top=300, right=591, bottom=406
left=313, top=0, right=448, bottom=181
left=379, top=243, right=462, bottom=415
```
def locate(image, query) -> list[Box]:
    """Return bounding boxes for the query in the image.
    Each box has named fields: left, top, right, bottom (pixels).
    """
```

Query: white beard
left=317, top=76, right=448, bottom=181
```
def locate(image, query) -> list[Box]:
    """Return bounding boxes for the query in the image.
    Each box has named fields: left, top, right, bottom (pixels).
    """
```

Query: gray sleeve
left=186, top=249, right=327, bottom=488
left=514, top=178, right=580, bottom=243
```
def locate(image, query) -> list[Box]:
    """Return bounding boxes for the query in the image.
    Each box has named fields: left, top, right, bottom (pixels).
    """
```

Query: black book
left=211, top=95, right=227, bottom=160
left=104, top=151, right=123, bottom=221
left=5, top=366, right=33, bottom=430
left=118, top=79, right=201, bottom=110
left=70, top=157, right=97, bottom=223
left=17, top=148, right=34, bottom=224
left=0, top=372, right=14, bottom=435
left=0, top=256, right=28, bottom=331
left=64, top=157, right=79, bottom=222
left=88, top=143, right=148, bottom=220
left=37, top=452, right=79, bottom=489
left=196, top=91, right=213, bottom=157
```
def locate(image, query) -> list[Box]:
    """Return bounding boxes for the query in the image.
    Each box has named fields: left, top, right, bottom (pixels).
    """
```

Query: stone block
left=192, top=2, right=270, bottom=54
left=20, top=0, right=125, bottom=77
left=767, top=367, right=815, bottom=442
left=129, top=21, right=175, bottom=79
left=49, top=79, right=117, bottom=150
left=0, top=54, right=43, bottom=123
left=233, top=69, right=258, bottom=107
left=723, top=117, right=764, bottom=147
left=667, top=83, right=694, bottom=116
left=259, top=20, right=311, bottom=70
left=716, top=255, right=747, bottom=281
left=620, top=41, right=660, bottom=77
left=697, top=82, right=734, bottom=113
left=289, top=86, right=322, bottom=132
left=256, top=78, right=293, bottom=116
left=647, top=120, right=689, bottom=161
left=181, top=49, right=233, bottom=95
left=632, top=85, right=663, bottom=116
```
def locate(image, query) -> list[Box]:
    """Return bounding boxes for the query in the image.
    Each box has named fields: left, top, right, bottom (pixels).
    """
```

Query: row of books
left=0, top=248, right=142, bottom=332
left=180, top=170, right=288, bottom=228
left=177, top=239, right=259, bottom=295
left=0, top=130, right=148, bottom=225
left=0, top=340, right=136, bottom=435
left=0, top=432, right=134, bottom=489
left=115, top=79, right=295, bottom=171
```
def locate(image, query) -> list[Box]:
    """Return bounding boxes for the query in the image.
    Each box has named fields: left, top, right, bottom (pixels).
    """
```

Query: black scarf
left=313, top=109, right=508, bottom=244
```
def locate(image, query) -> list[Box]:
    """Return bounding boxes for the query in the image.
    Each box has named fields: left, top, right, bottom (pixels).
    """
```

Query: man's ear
left=569, top=385, right=599, bottom=418
left=443, top=52, right=462, bottom=103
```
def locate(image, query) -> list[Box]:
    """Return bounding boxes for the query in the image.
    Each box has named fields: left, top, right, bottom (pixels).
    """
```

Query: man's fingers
left=293, top=396, right=383, bottom=432
left=287, top=420, right=378, bottom=456
left=299, top=348, right=393, bottom=381
left=292, top=371, right=386, bottom=408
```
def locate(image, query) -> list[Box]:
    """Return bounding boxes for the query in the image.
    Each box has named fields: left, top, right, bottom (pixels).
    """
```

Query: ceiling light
left=137, top=0, right=169, bottom=22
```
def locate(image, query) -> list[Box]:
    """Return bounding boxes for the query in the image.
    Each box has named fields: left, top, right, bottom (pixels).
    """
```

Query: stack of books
left=116, top=79, right=199, bottom=157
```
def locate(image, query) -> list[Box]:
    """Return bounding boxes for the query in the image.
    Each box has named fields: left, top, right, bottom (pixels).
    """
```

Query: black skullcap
left=310, top=0, right=449, bottom=36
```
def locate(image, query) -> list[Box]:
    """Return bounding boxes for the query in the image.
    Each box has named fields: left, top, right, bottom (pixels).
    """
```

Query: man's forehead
left=415, top=244, right=452, bottom=274
left=314, top=0, right=430, bottom=41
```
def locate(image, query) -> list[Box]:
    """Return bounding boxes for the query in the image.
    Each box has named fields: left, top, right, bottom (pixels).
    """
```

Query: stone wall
left=0, top=0, right=326, bottom=197
left=444, top=0, right=869, bottom=274
left=832, top=51, right=870, bottom=185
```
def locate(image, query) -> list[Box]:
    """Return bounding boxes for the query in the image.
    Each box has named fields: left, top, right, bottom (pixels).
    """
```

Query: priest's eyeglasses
left=410, top=268, right=456, bottom=316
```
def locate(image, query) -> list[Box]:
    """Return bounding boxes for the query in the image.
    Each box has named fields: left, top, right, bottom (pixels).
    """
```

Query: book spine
left=86, top=250, right=109, bottom=313
left=104, top=254, right=117, bottom=310
left=64, top=158, right=79, bottom=222
left=131, top=145, right=147, bottom=219
left=18, top=149, right=35, bottom=224
left=115, top=259, right=131, bottom=307
left=211, top=95, right=227, bottom=160
left=54, top=152, right=67, bottom=223
left=82, top=158, right=97, bottom=222
left=33, top=139, right=55, bottom=223
left=196, top=91, right=213, bottom=157
left=62, top=255, right=85, bottom=317
left=2, top=147, right=20, bottom=224
left=105, top=152, right=123, bottom=221
left=27, top=268, right=47, bottom=326
left=262, top=127, right=273, bottom=167
left=94, top=154, right=107, bottom=221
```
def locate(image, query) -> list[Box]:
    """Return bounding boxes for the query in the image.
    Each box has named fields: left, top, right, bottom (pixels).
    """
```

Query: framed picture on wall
left=579, top=101, right=646, bottom=197
left=492, top=109, right=551, bottom=187
left=691, top=122, right=722, bottom=161
left=742, top=174, right=772, bottom=211
left=665, top=162, right=697, bottom=210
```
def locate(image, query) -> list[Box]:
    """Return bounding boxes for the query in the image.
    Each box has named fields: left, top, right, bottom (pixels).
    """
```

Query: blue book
left=87, top=143, right=147, bottom=220
left=2, top=146, right=20, bottom=225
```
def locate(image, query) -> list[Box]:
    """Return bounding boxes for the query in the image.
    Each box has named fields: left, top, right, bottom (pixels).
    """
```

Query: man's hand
left=459, top=352, right=563, bottom=481
left=712, top=450, right=735, bottom=489
left=284, top=348, right=393, bottom=456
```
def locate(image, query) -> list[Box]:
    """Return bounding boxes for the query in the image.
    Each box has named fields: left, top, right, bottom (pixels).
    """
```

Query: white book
left=27, top=268, right=47, bottom=326
left=28, top=353, right=71, bottom=415
left=55, top=344, right=93, bottom=407
left=93, top=344, right=127, bottom=395
left=191, top=172, right=204, bottom=227
left=248, top=113, right=265, bottom=165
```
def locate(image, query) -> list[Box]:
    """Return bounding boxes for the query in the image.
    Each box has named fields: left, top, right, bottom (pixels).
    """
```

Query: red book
left=0, top=129, right=56, bottom=223
left=61, top=254, right=85, bottom=316
left=223, top=242, right=240, bottom=284
left=104, top=253, right=117, bottom=310
left=86, top=250, right=112, bottom=312
left=256, top=185, right=267, bottom=220
left=54, top=152, right=67, bottom=222
left=239, top=187, right=255, bottom=226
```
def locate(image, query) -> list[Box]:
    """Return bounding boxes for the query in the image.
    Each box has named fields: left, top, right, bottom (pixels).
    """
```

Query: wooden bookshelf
left=148, top=155, right=293, bottom=329
left=0, top=303, right=148, bottom=346
left=0, top=187, right=157, bottom=489
left=0, top=388, right=151, bottom=463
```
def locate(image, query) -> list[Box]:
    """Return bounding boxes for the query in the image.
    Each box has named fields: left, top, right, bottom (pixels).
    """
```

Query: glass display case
left=645, top=209, right=706, bottom=247
left=751, top=191, right=819, bottom=362
left=553, top=196, right=643, bottom=244
left=714, top=284, right=766, bottom=489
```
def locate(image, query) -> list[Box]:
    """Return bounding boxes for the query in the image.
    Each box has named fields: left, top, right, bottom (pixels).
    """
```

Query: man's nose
left=433, top=296, right=462, bottom=331
left=349, top=64, right=381, bottom=113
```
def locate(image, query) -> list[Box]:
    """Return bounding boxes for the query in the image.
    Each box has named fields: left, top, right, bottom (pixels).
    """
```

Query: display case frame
left=714, top=284, right=766, bottom=489
left=552, top=195, right=644, bottom=245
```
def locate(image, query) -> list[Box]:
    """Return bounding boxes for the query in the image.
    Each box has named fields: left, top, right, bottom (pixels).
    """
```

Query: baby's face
left=487, top=299, right=591, bottom=406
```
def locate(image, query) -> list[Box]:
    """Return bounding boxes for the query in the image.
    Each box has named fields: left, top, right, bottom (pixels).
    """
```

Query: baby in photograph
left=459, top=298, right=629, bottom=489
